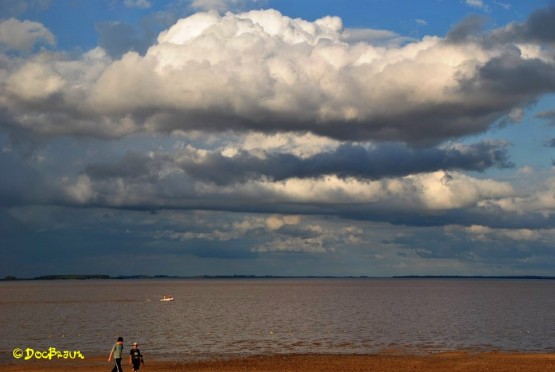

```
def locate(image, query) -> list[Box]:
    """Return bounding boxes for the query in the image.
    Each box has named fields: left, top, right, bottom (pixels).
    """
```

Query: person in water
left=108, top=336, right=124, bottom=372
left=129, top=342, right=145, bottom=371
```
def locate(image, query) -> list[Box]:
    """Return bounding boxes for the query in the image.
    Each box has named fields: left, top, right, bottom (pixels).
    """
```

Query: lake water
left=1, top=278, right=554, bottom=363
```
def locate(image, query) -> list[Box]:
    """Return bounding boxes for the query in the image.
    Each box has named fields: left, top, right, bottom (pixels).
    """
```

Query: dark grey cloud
left=472, top=53, right=555, bottom=95
left=0, top=136, right=526, bottom=233
left=482, top=6, right=555, bottom=48
left=84, top=151, right=163, bottom=181
left=386, top=227, right=555, bottom=272
left=81, top=141, right=513, bottom=187
left=0, top=206, right=182, bottom=276
left=0, top=151, right=50, bottom=206
left=275, top=224, right=321, bottom=240
left=446, top=14, right=488, bottom=43
left=451, top=51, right=555, bottom=132
left=174, top=141, right=512, bottom=185
left=507, top=6, right=555, bottom=44
left=188, top=242, right=258, bottom=259
left=339, top=200, right=555, bottom=231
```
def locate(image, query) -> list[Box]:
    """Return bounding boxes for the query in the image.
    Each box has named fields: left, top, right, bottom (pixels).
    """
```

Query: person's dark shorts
left=132, top=360, right=141, bottom=370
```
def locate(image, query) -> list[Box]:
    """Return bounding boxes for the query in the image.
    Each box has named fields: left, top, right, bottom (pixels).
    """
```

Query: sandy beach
left=2, top=352, right=555, bottom=372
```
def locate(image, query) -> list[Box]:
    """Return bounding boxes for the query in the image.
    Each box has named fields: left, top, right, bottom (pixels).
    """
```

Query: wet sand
left=2, top=352, right=555, bottom=372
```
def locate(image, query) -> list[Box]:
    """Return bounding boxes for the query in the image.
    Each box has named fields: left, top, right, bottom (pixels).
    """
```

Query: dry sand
left=2, top=352, right=555, bottom=372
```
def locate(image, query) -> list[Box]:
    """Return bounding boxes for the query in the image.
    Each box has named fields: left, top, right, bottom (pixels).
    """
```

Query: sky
left=1, top=0, right=555, bottom=278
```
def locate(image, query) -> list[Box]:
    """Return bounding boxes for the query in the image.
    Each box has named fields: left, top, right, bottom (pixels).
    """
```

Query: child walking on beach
left=129, top=342, right=145, bottom=371
left=108, top=336, right=124, bottom=372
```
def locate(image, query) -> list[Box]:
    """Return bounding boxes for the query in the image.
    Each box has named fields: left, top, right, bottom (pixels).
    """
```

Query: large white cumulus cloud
left=88, top=9, right=488, bottom=142
left=3, top=9, right=554, bottom=144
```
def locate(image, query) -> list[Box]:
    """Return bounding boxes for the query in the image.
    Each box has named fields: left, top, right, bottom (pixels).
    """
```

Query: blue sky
left=1, top=0, right=555, bottom=277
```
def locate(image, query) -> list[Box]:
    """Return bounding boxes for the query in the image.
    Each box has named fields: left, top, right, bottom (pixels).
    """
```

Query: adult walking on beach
left=129, top=342, right=145, bottom=371
left=108, top=336, right=124, bottom=372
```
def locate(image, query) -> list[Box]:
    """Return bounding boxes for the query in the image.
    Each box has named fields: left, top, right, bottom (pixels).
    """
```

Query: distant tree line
left=34, top=274, right=111, bottom=280
left=1, top=274, right=111, bottom=281
left=3, top=274, right=554, bottom=281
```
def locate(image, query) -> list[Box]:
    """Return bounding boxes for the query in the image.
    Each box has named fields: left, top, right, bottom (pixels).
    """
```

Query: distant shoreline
left=2, top=274, right=555, bottom=281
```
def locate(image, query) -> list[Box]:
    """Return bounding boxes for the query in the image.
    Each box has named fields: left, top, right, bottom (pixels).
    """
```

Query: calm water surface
left=1, top=279, right=554, bottom=362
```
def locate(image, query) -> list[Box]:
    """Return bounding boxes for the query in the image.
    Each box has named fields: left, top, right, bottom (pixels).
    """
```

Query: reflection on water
left=1, top=279, right=554, bottom=362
